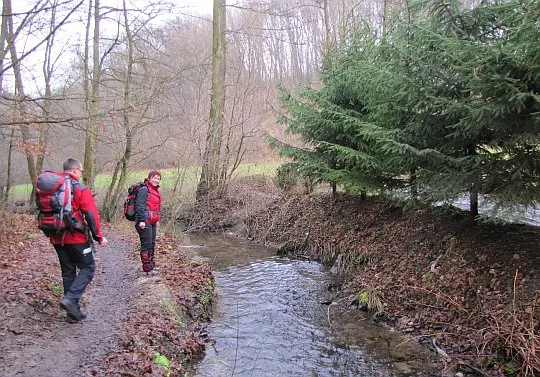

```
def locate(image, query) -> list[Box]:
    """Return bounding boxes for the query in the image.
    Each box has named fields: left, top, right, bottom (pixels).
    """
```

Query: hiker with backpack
left=134, top=170, right=162, bottom=275
left=36, top=158, right=108, bottom=323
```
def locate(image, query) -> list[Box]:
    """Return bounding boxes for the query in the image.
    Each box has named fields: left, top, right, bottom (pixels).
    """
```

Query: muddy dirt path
left=1, top=231, right=138, bottom=377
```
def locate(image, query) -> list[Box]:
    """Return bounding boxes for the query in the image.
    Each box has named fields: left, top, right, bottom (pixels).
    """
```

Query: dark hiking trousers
left=136, top=223, right=157, bottom=272
left=53, top=243, right=96, bottom=303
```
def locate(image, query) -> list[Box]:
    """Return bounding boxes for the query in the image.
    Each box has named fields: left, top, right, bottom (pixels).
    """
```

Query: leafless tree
left=196, top=0, right=227, bottom=201
left=100, top=0, right=174, bottom=221
left=0, top=0, right=420, bottom=209
left=0, top=0, right=85, bottom=204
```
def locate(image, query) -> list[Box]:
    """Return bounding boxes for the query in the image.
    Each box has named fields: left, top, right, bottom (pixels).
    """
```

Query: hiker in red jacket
left=135, top=170, right=162, bottom=275
left=48, top=158, right=108, bottom=322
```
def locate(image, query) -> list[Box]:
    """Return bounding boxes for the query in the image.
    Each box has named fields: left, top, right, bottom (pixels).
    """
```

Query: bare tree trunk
left=196, top=0, right=227, bottom=201
left=82, top=0, right=92, bottom=183
left=470, top=190, right=479, bottom=219
left=101, top=0, right=134, bottom=221
left=410, top=168, right=417, bottom=198
left=0, top=0, right=8, bottom=204
left=468, top=145, right=479, bottom=220
left=1, top=128, right=14, bottom=204
left=83, top=0, right=101, bottom=190
left=37, top=0, right=60, bottom=174
left=323, top=0, right=332, bottom=56
left=0, top=0, right=7, bottom=90
left=382, top=0, right=388, bottom=41
left=101, top=158, right=124, bottom=221
left=5, top=0, right=38, bottom=203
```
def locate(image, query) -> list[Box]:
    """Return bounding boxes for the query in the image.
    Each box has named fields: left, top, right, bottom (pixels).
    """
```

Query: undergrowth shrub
left=275, top=163, right=300, bottom=190
left=483, top=296, right=540, bottom=376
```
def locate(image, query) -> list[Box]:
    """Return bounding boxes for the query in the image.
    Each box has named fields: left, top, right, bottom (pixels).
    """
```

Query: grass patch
left=231, top=162, right=279, bottom=177
left=152, top=351, right=171, bottom=377
left=162, top=297, right=184, bottom=326
left=9, top=162, right=281, bottom=202
left=8, top=184, right=33, bottom=199
left=49, top=283, right=63, bottom=296
left=356, top=289, right=384, bottom=314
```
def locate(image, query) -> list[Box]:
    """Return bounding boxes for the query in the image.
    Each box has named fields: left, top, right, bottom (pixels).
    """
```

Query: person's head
left=147, top=170, right=161, bottom=186
left=63, top=158, right=84, bottom=180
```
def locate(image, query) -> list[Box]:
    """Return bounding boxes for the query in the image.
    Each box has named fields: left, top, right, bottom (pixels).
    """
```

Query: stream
left=185, top=233, right=441, bottom=377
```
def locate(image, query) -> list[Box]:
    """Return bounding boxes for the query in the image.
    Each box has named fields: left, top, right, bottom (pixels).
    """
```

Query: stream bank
left=186, top=233, right=441, bottom=377
left=184, top=175, right=540, bottom=377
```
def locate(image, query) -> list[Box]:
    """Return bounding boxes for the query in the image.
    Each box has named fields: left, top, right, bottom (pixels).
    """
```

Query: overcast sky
left=14, top=0, right=213, bottom=13
left=9, top=0, right=215, bottom=93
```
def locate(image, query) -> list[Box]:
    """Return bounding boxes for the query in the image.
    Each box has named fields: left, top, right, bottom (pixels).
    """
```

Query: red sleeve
left=75, top=186, right=103, bottom=242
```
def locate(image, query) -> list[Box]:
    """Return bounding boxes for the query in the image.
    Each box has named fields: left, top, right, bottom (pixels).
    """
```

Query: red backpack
left=35, top=171, right=84, bottom=235
left=123, top=182, right=146, bottom=221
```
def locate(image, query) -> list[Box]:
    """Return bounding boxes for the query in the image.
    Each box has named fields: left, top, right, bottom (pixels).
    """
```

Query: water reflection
left=186, top=233, right=440, bottom=377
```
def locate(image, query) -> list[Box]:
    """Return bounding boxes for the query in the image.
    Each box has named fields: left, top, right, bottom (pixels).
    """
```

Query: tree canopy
left=274, top=0, right=540, bottom=217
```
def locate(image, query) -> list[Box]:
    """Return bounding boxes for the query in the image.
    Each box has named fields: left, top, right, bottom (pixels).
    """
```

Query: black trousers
left=53, top=243, right=95, bottom=303
left=135, top=223, right=157, bottom=272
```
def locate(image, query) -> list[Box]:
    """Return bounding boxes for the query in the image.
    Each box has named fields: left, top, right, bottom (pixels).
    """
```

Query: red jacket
left=49, top=173, right=104, bottom=245
left=135, top=178, right=161, bottom=224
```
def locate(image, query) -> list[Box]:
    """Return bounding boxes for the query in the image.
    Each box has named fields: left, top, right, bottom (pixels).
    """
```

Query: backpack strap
left=65, top=179, right=87, bottom=235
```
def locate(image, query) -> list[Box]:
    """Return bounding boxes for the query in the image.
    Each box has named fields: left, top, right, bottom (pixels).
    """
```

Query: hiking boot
left=146, top=269, right=159, bottom=276
left=60, top=298, right=83, bottom=321
left=79, top=308, right=87, bottom=319
left=66, top=314, right=78, bottom=324
left=67, top=308, right=87, bottom=323
left=152, top=266, right=160, bottom=272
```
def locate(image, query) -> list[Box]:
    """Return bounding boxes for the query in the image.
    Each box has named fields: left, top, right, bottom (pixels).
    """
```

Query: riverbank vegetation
left=184, top=175, right=540, bottom=377
left=272, top=0, right=540, bottom=221
left=252, top=4, right=540, bottom=373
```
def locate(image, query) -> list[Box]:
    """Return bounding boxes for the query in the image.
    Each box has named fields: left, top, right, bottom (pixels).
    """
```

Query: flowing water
left=447, top=195, right=540, bottom=226
left=185, top=233, right=441, bottom=377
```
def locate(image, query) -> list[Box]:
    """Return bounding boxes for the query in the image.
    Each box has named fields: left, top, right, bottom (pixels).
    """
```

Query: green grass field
left=8, top=162, right=281, bottom=201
